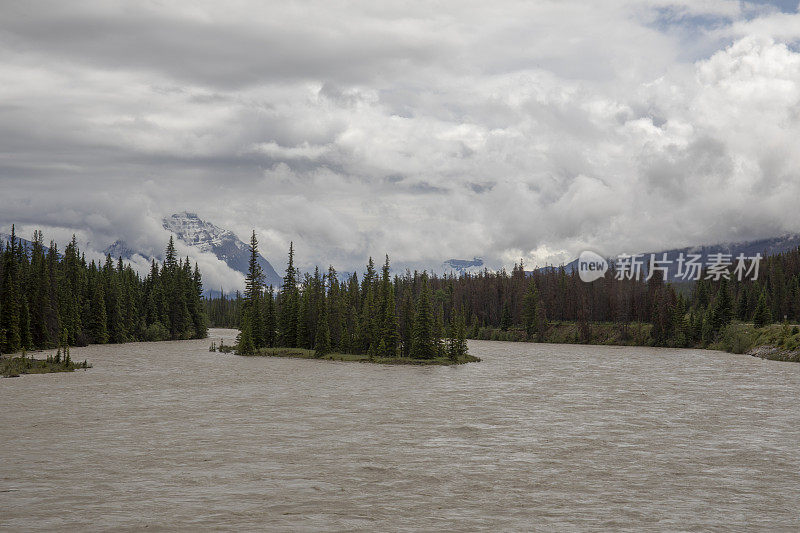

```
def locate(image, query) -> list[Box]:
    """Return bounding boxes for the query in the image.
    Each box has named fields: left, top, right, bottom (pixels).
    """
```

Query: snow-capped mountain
left=103, top=239, right=138, bottom=261
left=103, top=212, right=282, bottom=287
left=162, top=212, right=282, bottom=286
left=442, top=257, right=486, bottom=275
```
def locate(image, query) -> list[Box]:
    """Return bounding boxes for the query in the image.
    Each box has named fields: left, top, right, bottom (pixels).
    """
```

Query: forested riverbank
left=0, top=226, right=208, bottom=375
left=207, top=236, right=800, bottom=363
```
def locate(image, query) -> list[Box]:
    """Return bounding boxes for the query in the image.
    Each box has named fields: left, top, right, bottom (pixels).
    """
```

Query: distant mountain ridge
left=536, top=234, right=800, bottom=281
left=104, top=212, right=282, bottom=287
left=442, top=257, right=485, bottom=275
left=0, top=232, right=59, bottom=257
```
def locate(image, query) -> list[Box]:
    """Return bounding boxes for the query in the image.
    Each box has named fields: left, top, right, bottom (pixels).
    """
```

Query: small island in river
left=1, top=351, right=90, bottom=378
left=245, top=347, right=480, bottom=365
left=215, top=235, right=478, bottom=366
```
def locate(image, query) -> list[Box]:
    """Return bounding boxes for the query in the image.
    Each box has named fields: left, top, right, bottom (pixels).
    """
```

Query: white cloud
left=1, top=0, right=799, bottom=277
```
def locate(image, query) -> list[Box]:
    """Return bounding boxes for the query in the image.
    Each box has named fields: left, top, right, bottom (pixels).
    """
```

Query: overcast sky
left=2, top=0, right=800, bottom=289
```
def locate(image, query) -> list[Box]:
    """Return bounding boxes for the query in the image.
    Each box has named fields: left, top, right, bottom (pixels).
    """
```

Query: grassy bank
left=241, top=347, right=481, bottom=365
left=473, top=321, right=800, bottom=363
left=710, top=322, right=800, bottom=362
left=1, top=354, right=91, bottom=378
left=472, top=322, right=654, bottom=347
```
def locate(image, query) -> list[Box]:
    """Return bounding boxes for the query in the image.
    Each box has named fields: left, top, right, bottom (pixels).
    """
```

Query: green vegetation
left=244, top=347, right=480, bottom=366
left=1, top=356, right=89, bottom=378
left=0, top=226, right=208, bottom=366
left=710, top=322, right=800, bottom=361
left=204, top=239, right=800, bottom=364
left=1, top=344, right=91, bottom=378
left=474, top=321, right=654, bottom=346
left=223, top=234, right=472, bottom=364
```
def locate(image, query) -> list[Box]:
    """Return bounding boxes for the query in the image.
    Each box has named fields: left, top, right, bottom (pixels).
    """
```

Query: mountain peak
left=443, top=257, right=485, bottom=274
left=162, top=213, right=282, bottom=286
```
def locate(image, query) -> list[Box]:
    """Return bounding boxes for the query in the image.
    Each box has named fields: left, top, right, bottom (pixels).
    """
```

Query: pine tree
left=671, top=294, right=690, bottom=347
left=434, top=304, right=445, bottom=357
left=399, top=286, right=414, bottom=357
left=314, top=298, right=331, bottom=357
left=753, top=290, right=772, bottom=328
left=0, top=227, right=210, bottom=352
left=411, top=273, right=436, bottom=359
left=191, top=263, right=208, bottom=338
left=0, top=226, right=22, bottom=353
left=278, top=242, right=299, bottom=347
left=296, top=288, right=311, bottom=349
left=378, top=255, right=399, bottom=357
left=326, top=267, right=342, bottom=350
left=105, top=255, right=126, bottom=343
left=735, top=288, right=749, bottom=321
left=447, top=307, right=468, bottom=361
left=237, top=317, right=255, bottom=355
left=710, top=277, right=733, bottom=333
left=263, top=287, right=276, bottom=347
left=165, top=236, right=177, bottom=269
left=521, top=280, right=540, bottom=338
left=358, top=257, right=378, bottom=355
left=242, top=231, right=264, bottom=349
left=89, top=276, right=108, bottom=344
left=500, top=301, right=512, bottom=331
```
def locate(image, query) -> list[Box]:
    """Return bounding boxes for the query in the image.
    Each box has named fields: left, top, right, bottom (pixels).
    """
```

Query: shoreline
left=469, top=321, right=800, bottom=363
left=239, top=347, right=481, bottom=365
left=1, top=353, right=91, bottom=378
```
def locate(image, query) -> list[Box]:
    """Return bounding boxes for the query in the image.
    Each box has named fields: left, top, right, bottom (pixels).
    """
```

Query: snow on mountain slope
left=162, top=212, right=282, bottom=287
left=442, top=257, right=487, bottom=275
left=101, top=212, right=282, bottom=289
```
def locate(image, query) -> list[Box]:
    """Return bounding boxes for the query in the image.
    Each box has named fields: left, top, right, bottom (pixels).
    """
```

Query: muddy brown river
left=2, top=328, right=799, bottom=531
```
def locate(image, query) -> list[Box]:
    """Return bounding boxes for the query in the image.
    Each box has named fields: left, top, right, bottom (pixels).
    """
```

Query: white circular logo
left=578, top=250, right=608, bottom=282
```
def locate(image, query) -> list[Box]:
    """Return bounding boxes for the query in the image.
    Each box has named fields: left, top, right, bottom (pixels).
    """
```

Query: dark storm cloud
left=0, top=2, right=450, bottom=89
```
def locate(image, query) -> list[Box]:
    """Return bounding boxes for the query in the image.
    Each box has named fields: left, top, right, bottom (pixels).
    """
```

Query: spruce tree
left=411, top=273, right=436, bottom=359
left=521, top=280, right=540, bottom=338
left=262, top=287, right=276, bottom=347
left=358, top=258, right=378, bottom=355
left=278, top=242, right=299, bottom=347
left=242, top=231, right=265, bottom=349
left=165, top=236, right=177, bottom=269
left=710, top=278, right=733, bottom=332
left=735, top=288, right=749, bottom=321
left=399, top=286, right=414, bottom=357
left=237, top=315, right=255, bottom=355
left=753, top=290, right=771, bottom=328
left=378, top=256, right=399, bottom=357
left=434, top=304, right=445, bottom=357
left=89, top=276, right=108, bottom=344
left=500, top=301, right=512, bottom=331
left=447, top=307, right=468, bottom=361
left=314, top=298, right=331, bottom=357
left=326, top=267, right=342, bottom=350
left=296, top=288, right=311, bottom=349
left=191, top=263, right=208, bottom=338
left=0, top=226, right=21, bottom=353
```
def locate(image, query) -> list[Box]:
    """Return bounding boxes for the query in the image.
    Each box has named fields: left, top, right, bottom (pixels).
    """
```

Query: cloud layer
left=1, top=0, right=799, bottom=288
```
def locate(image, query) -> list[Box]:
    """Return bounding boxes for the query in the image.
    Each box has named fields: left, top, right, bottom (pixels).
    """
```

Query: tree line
left=233, top=233, right=468, bottom=360
left=0, top=226, right=207, bottom=354
left=211, top=236, right=800, bottom=351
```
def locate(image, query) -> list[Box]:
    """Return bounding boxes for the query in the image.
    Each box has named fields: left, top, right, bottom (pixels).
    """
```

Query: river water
left=2, top=328, right=800, bottom=531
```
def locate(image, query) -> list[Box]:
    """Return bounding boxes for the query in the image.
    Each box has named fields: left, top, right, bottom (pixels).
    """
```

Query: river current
left=2, top=328, right=799, bottom=531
